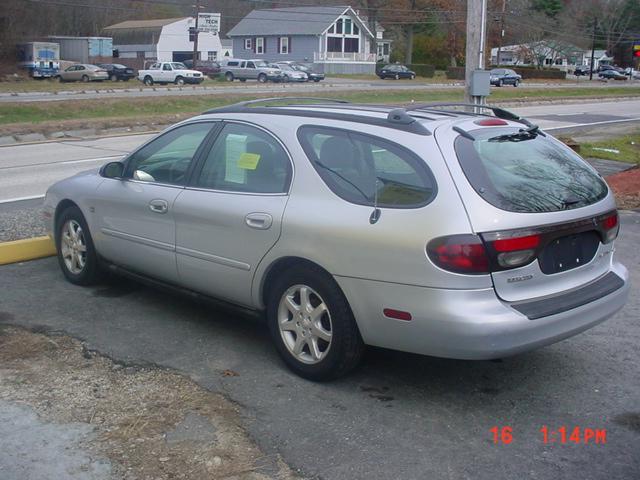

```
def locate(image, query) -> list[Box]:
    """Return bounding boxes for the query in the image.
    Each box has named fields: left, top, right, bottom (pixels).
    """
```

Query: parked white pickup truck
left=138, top=62, right=204, bottom=86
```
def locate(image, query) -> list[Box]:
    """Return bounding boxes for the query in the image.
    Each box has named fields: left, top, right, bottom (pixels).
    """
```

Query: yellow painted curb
left=0, top=236, right=56, bottom=266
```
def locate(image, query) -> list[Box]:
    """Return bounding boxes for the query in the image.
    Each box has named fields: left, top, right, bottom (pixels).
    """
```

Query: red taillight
left=492, top=234, right=540, bottom=252
left=601, top=211, right=619, bottom=243
left=427, top=234, right=490, bottom=274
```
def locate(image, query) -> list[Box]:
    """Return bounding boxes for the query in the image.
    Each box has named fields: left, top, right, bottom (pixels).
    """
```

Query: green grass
left=1, top=86, right=639, bottom=128
left=580, top=131, right=640, bottom=164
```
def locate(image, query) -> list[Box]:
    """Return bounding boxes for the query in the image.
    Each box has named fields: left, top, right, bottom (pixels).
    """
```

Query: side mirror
left=100, top=161, right=124, bottom=179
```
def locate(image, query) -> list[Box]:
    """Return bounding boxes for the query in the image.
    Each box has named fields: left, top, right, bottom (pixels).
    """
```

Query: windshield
left=279, top=65, right=294, bottom=71
left=171, top=62, right=186, bottom=69
left=454, top=127, right=608, bottom=213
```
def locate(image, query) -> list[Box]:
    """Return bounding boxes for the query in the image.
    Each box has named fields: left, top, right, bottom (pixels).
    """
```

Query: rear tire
left=56, top=206, right=103, bottom=286
left=144, top=75, right=153, bottom=86
left=239, top=78, right=247, bottom=82
left=110, top=74, right=118, bottom=82
left=394, top=73, right=400, bottom=80
left=498, top=79, right=503, bottom=87
left=81, top=75, right=89, bottom=82
left=267, top=264, right=365, bottom=381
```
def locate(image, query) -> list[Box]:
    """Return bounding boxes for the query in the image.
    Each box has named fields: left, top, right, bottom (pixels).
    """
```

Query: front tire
left=394, top=73, right=400, bottom=80
left=498, top=79, right=503, bottom=87
left=258, top=73, right=267, bottom=83
left=56, top=206, right=102, bottom=286
left=174, top=76, right=185, bottom=85
left=267, top=264, right=365, bottom=381
left=225, top=72, right=234, bottom=81
left=514, top=79, right=519, bottom=87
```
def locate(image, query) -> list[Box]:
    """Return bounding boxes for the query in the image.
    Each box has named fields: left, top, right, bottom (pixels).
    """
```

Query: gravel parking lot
left=0, top=212, right=638, bottom=479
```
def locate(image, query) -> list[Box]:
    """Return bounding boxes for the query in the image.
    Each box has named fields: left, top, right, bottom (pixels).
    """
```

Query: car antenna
left=370, top=178, right=381, bottom=224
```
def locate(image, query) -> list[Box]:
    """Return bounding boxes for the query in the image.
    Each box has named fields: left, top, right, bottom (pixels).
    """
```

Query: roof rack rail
left=404, top=102, right=533, bottom=127
left=207, top=97, right=350, bottom=112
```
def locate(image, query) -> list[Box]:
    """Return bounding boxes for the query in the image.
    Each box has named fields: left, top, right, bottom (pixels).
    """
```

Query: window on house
left=244, top=38, right=252, bottom=50
left=545, top=58, right=552, bottom=65
left=555, top=58, right=563, bottom=65
left=336, top=18, right=343, bottom=34
left=208, top=51, right=217, bottom=61
left=279, top=37, right=289, bottom=54
left=353, top=24, right=359, bottom=35
left=344, top=18, right=352, bottom=35
left=256, top=37, right=265, bottom=54
left=327, top=37, right=343, bottom=53
left=344, top=38, right=359, bottom=53
left=328, top=24, right=334, bottom=34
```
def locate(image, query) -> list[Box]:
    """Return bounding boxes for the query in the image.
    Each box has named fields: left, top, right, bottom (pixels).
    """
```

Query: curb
left=0, top=236, right=56, bottom=266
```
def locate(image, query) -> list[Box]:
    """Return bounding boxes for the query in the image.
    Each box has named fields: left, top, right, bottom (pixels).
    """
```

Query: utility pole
left=496, top=0, right=506, bottom=66
left=465, top=0, right=488, bottom=104
left=589, top=18, right=597, bottom=81
left=192, top=0, right=202, bottom=67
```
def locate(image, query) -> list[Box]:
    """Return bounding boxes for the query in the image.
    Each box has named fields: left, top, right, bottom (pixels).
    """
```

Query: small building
left=491, top=42, right=587, bottom=70
left=48, top=36, right=113, bottom=64
left=103, top=16, right=224, bottom=69
left=375, top=23, right=392, bottom=63
left=227, top=6, right=377, bottom=74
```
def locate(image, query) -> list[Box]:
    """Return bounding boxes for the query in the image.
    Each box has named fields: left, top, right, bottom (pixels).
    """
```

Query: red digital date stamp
left=490, top=426, right=606, bottom=445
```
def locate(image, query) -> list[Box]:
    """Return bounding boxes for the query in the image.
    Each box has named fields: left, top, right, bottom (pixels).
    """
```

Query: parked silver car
left=44, top=99, right=629, bottom=380
left=57, top=64, right=109, bottom=82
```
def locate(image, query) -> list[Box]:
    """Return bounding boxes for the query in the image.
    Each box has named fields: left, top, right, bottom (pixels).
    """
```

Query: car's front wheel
left=225, top=72, right=234, bottom=81
left=174, top=76, right=185, bottom=85
left=267, top=264, right=364, bottom=381
left=56, top=206, right=102, bottom=286
left=514, top=79, right=519, bottom=87
left=258, top=73, right=267, bottom=83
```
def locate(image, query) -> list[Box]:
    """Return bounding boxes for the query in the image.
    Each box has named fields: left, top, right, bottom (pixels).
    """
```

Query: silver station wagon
left=44, top=99, right=630, bottom=380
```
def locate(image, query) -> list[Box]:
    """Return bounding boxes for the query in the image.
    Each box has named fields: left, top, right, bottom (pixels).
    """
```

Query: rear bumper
left=335, top=261, right=629, bottom=360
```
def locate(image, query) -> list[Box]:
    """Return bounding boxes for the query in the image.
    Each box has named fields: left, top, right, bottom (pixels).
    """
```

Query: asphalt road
left=0, top=213, right=638, bottom=479
left=1, top=76, right=637, bottom=104
left=1, top=99, right=639, bottom=205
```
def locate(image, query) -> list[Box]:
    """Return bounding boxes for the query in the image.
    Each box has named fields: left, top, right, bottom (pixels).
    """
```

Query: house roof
left=227, top=6, right=373, bottom=38
left=103, top=17, right=188, bottom=46
left=103, top=18, right=187, bottom=30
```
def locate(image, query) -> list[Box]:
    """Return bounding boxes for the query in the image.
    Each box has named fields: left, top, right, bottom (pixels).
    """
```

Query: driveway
left=0, top=212, right=638, bottom=479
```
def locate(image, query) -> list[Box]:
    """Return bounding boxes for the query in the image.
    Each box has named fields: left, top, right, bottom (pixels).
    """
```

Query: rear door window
left=454, top=128, right=608, bottom=212
left=298, top=126, right=437, bottom=208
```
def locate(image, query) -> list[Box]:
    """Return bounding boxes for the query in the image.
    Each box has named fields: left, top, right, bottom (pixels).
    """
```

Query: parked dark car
left=182, top=60, right=221, bottom=78
left=489, top=68, right=522, bottom=87
left=378, top=64, right=416, bottom=80
left=599, top=69, right=628, bottom=80
left=98, top=63, right=135, bottom=82
left=574, top=66, right=591, bottom=76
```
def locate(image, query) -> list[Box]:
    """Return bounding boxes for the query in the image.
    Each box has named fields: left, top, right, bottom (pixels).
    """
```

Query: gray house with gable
left=226, top=6, right=377, bottom=74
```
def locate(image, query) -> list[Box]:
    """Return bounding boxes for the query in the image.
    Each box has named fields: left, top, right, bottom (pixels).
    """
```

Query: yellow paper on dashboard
left=237, top=152, right=261, bottom=170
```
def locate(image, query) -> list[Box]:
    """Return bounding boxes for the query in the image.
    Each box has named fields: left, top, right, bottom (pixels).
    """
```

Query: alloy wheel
left=277, top=284, right=333, bottom=364
left=60, top=219, right=87, bottom=274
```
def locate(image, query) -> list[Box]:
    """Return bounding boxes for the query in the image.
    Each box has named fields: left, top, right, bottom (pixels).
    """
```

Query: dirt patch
left=0, top=326, right=298, bottom=479
left=606, top=166, right=640, bottom=210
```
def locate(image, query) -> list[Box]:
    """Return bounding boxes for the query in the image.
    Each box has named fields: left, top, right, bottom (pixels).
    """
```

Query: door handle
left=148, top=199, right=168, bottom=214
left=245, top=212, right=273, bottom=230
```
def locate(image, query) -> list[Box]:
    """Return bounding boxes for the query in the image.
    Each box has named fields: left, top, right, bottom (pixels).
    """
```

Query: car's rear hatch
left=434, top=119, right=620, bottom=304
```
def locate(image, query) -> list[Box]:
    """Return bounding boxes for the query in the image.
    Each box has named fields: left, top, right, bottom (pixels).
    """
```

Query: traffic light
left=189, top=27, right=196, bottom=42
left=634, top=50, right=640, bottom=58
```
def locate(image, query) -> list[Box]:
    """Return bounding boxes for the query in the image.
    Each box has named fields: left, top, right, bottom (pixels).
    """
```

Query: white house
left=491, top=42, right=588, bottom=70
left=103, top=16, right=224, bottom=68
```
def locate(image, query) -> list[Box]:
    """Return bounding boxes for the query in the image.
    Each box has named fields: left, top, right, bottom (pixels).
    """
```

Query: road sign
left=198, top=13, right=221, bottom=34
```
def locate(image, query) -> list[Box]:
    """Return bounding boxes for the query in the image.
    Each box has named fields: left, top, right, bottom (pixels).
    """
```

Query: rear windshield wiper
left=488, top=124, right=546, bottom=143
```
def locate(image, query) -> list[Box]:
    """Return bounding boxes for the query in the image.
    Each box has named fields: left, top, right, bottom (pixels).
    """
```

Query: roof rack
left=404, top=102, right=533, bottom=127
left=203, top=98, right=432, bottom=136
left=210, top=97, right=350, bottom=110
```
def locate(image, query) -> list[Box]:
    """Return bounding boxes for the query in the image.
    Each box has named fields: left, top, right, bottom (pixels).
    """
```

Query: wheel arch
left=257, top=256, right=340, bottom=310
